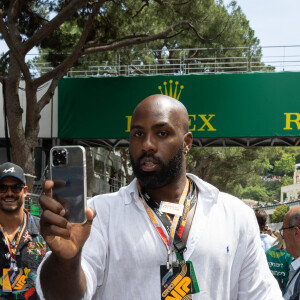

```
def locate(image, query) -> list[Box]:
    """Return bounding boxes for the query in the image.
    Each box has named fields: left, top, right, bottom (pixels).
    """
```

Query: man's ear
left=23, top=185, right=28, bottom=196
left=294, top=226, right=300, bottom=240
left=183, top=132, right=193, bottom=156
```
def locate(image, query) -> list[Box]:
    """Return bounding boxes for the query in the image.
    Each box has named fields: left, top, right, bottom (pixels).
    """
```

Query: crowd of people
left=254, top=206, right=300, bottom=300
left=0, top=94, right=299, bottom=299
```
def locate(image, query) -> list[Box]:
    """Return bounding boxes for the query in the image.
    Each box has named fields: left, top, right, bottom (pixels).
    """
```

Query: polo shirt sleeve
left=35, top=251, right=50, bottom=300
left=237, top=211, right=284, bottom=300
left=80, top=197, right=109, bottom=296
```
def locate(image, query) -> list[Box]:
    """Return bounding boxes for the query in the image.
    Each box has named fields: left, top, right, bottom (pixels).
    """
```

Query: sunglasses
left=280, top=226, right=297, bottom=237
left=0, top=184, right=24, bottom=193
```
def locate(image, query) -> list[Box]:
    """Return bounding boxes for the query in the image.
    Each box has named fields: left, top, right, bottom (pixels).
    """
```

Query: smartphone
left=50, top=146, right=87, bottom=224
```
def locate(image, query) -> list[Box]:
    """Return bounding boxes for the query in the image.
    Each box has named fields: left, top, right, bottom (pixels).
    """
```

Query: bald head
left=132, top=94, right=190, bottom=133
left=283, top=206, right=300, bottom=258
left=285, top=206, right=300, bottom=227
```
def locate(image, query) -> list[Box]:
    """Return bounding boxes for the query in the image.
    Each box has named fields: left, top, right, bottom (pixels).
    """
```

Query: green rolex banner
left=58, top=72, right=300, bottom=139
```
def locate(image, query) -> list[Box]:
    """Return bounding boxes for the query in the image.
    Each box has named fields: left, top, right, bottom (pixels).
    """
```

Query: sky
left=223, top=0, right=300, bottom=46
left=224, top=0, right=300, bottom=71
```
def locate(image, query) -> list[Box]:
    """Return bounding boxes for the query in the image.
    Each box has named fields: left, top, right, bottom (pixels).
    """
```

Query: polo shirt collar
left=124, top=173, right=219, bottom=206
left=291, top=256, right=300, bottom=272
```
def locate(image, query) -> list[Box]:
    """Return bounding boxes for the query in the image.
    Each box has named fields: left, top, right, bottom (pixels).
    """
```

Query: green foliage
left=186, top=147, right=270, bottom=196
left=274, top=153, right=296, bottom=177
left=0, top=0, right=51, bottom=37
left=186, top=146, right=300, bottom=202
left=2, top=0, right=267, bottom=77
left=281, top=176, right=293, bottom=187
left=33, top=0, right=264, bottom=74
left=296, top=153, right=300, bottom=164
left=262, top=180, right=281, bottom=202
left=241, top=185, right=269, bottom=202
left=272, top=205, right=289, bottom=223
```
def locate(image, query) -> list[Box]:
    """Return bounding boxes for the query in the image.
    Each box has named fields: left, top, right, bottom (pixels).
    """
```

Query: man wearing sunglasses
left=282, top=206, right=300, bottom=300
left=0, top=162, right=47, bottom=299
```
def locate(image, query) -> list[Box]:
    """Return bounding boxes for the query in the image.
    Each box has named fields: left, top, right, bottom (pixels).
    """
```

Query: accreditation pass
left=159, top=201, right=184, bottom=216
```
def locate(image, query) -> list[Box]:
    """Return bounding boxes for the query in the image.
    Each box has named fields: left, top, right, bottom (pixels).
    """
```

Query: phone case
left=50, top=146, right=87, bottom=224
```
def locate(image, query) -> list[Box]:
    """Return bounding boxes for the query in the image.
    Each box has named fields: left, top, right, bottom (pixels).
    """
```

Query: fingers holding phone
left=40, top=180, right=69, bottom=237
left=40, top=179, right=96, bottom=260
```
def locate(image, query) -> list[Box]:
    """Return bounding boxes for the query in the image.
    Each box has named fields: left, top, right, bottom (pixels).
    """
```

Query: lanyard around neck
left=0, top=212, right=27, bottom=258
left=137, top=178, right=190, bottom=254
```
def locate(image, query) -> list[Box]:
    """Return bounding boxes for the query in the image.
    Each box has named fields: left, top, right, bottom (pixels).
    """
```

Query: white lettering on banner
left=159, top=202, right=184, bottom=216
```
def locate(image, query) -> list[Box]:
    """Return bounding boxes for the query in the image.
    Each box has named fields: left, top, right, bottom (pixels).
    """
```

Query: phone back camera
left=53, top=158, right=60, bottom=166
left=52, top=149, right=67, bottom=166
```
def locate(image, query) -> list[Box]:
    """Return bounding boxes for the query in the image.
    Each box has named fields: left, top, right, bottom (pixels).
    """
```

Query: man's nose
left=6, top=187, right=14, bottom=196
left=142, top=135, right=157, bottom=153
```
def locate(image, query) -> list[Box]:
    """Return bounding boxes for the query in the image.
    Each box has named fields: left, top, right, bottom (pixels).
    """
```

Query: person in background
left=266, top=230, right=293, bottom=294
left=282, top=206, right=300, bottom=300
left=109, top=170, right=120, bottom=192
left=0, top=162, right=47, bottom=299
left=255, top=208, right=276, bottom=251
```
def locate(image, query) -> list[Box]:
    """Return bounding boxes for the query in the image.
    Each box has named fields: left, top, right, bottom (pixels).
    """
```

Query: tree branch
left=174, top=0, right=193, bottom=5
left=209, top=17, right=231, bottom=41
left=33, top=1, right=105, bottom=88
left=132, top=1, right=149, bottom=19
left=7, top=0, right=24, bottom=51
left=83, top=20, right=206, bottom=55
left=37, top=77, right=61, bottom=113
left=130, top=65, right=147, bottom=75
left=0, top=9, right=32, bottom=82
left=0, top=50, right=9, bottom=65
left=166, top=28, right=185, bottom=39
left=86, top=33, right=149, bottom=48
left=23, top=0, right=94, bottom=53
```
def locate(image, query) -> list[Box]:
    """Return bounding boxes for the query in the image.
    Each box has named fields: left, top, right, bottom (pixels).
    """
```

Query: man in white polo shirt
left=36, top=94, right=282, bottom=300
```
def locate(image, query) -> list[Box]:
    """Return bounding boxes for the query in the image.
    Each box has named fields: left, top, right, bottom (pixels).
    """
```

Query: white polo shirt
left=36, top=174, right=283, bottom=299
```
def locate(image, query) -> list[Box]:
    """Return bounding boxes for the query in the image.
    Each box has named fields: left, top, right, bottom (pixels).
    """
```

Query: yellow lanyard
left=138, top=178, right=190, bottom=250
left=0, top=212, right=27, bottom=258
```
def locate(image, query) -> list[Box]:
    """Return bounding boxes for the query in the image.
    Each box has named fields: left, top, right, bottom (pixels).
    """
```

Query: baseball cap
left=0, top=162, right=26, bottom=185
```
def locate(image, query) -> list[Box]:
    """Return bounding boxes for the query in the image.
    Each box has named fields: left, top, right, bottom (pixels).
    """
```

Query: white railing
left=28, top=45, right=300, bottom=77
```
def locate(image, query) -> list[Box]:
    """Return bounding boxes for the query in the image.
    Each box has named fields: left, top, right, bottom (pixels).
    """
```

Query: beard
left=130, top=144, right=184, bottom=189
left=0, top=195, right=23, bottom=213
